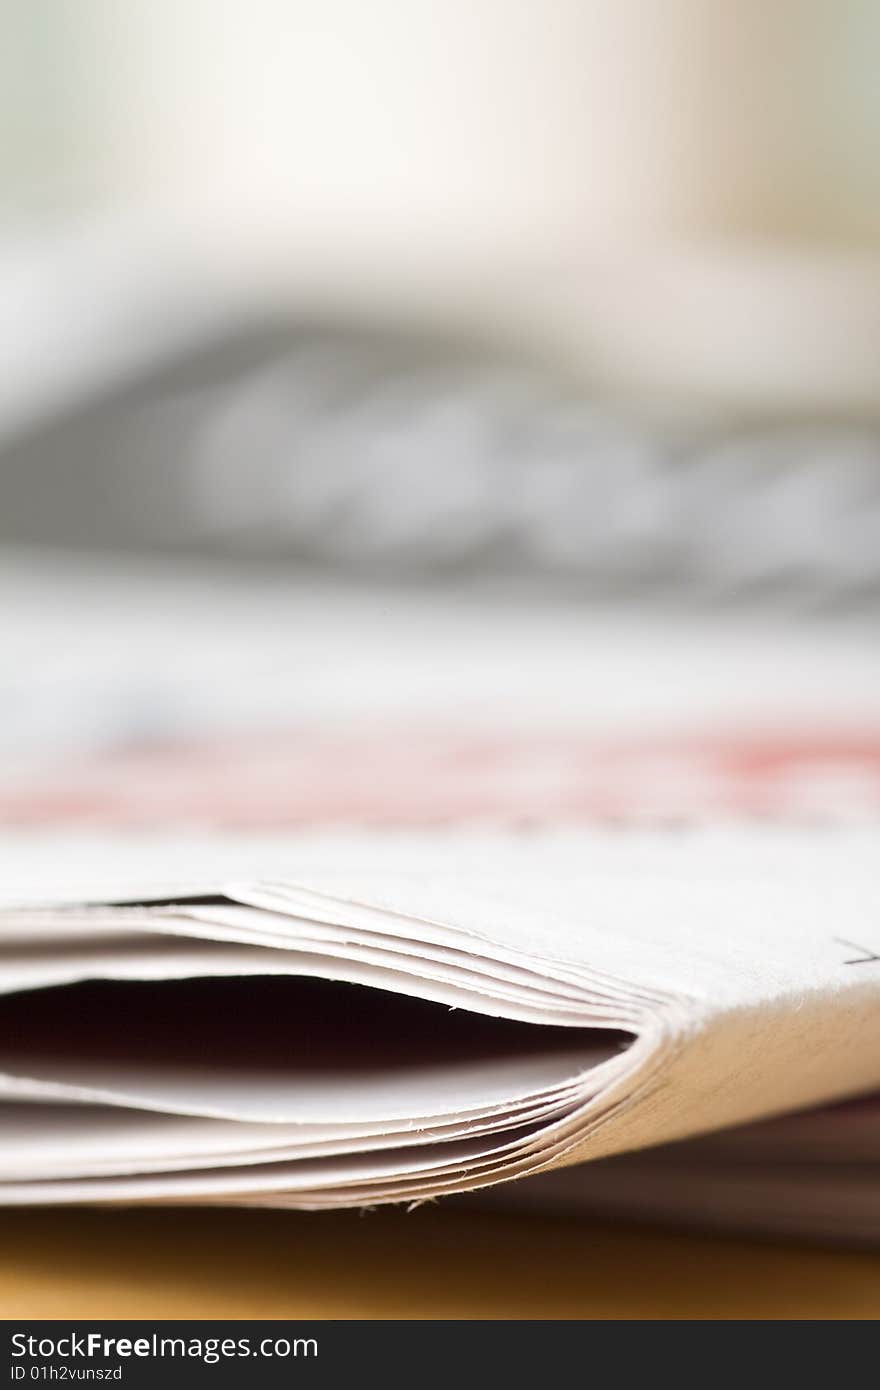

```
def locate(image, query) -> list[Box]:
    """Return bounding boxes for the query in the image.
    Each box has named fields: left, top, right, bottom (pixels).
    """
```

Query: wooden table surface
left=2, top=1205, right=878, bottom=1320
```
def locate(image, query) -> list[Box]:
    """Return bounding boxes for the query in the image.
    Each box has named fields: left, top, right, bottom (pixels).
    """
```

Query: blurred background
left=3, top=0, right=880, bottom=774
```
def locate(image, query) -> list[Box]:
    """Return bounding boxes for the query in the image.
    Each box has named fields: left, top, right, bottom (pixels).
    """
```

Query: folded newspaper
left=2, top=729, right=879, bottom=1234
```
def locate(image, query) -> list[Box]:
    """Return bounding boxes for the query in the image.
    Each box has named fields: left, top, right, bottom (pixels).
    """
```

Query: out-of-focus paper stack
left=474, top=1091, right=880, bottom=1246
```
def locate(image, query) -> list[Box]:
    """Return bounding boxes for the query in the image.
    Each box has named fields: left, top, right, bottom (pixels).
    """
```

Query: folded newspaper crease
left=2, top=836, right=879, bottom=1211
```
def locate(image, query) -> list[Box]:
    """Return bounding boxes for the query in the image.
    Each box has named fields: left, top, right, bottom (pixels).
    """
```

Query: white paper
left=1, top=825, right=879, bottom=1211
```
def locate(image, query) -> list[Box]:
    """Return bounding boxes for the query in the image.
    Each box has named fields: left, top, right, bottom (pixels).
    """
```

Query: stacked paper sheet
left=1, top=827, right=878, bottom=1226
